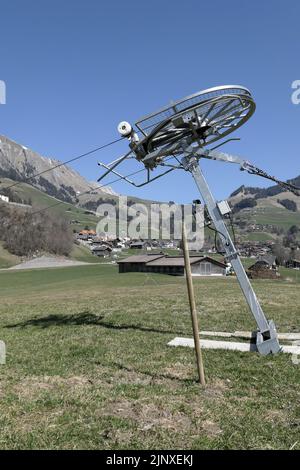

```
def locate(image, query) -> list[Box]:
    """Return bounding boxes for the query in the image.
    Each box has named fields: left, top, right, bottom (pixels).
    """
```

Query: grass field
left=0, top=264, right=300, bottom=450
left=242, top=232, right=275, bottom=242
left=239, top=206, right=300, bottom=230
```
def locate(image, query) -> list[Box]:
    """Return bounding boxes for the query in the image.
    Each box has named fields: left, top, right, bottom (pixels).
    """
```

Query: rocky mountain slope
left=0, top=135, right=116, bottom=204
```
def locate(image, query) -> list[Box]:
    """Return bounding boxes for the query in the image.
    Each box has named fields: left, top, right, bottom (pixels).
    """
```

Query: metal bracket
left=97, top=159, right=176, bottom=187
left=256, top=320, right=281, bottom=355
left=224, top=251, right=239, bottom=262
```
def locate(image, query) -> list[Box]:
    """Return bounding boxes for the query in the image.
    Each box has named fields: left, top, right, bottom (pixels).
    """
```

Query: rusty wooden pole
left=182, top=224, right=206, bottom=386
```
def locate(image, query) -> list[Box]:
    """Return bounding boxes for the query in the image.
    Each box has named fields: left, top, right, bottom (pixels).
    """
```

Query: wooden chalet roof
left=118, top=254, right=226, bottom=268
left=147, top=256, right=226, bottom=268
left=146, top=257, right=202, bottom=267
left=117, top=254, right=164, bottom=264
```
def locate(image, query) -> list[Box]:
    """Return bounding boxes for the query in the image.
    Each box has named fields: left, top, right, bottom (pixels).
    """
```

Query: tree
left=288, top=225, right=299, bottom=236
left=278, top=199, right=297, bottom=212
left=0, top=203, right=73, bottom=257
left=272, top=243, right=290, bottom=265
left=233, top=198, right=257, bottom=212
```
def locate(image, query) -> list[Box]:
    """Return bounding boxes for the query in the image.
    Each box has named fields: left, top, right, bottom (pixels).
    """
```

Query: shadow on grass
left=5, top=311, right=185, bottom=335
left=5, top=311, right=105, bottom=328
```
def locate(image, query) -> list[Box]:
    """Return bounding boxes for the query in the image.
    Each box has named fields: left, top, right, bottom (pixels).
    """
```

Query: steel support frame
left=181, top=154, right=281, bottom=355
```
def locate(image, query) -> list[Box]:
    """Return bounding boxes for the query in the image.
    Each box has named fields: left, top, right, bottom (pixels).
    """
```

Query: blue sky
left=0, top=0, right=299, bottom=202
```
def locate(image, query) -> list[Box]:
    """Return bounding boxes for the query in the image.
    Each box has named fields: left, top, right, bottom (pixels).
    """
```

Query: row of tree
left=0, top=202, right=73, bottom=257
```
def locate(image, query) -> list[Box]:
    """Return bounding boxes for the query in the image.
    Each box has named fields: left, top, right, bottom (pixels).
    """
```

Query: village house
left=118, top=254, right=227, bottom=277
left=77, top=229, right=96, bottom=241
left=0, top=194, right=9, bottom=203
left=91, top=245, right=112, bottom=257
left=286, top=258, right=300, bottom=269
left=129, top=241, right=152, bottom=250
left=118, top=254, right=163, bottom=272
left=247, top=255, right=279, bottom=279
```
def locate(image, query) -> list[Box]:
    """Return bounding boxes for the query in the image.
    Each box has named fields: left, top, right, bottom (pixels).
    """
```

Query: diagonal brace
left=181, top=153, right=281, bottom=355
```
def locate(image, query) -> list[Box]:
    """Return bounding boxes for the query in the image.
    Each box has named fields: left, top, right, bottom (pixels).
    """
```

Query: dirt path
left=7, top=255, right=91, bottom=270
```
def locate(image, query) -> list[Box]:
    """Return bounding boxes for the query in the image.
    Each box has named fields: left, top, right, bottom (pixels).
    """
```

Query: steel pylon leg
left=182, top=155, right=280, bottom=355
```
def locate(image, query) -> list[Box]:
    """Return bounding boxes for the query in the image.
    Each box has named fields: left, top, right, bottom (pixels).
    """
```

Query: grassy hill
left=0, top=178, right=99, bottom=231
left=229, top=180, right=300, bottom=242
left=1, top=172, right=299, bottom=246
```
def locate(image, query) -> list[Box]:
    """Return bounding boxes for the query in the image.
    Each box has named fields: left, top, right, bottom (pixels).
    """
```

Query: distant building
left=92, top=240, right=113, bottom=249
left=258, top=255, right=277, bottom=268
left=0, top=194, right=9, bottom=203
left=91, top=245, right=112, bottom=257
left=118, top=254, right=163, bottom=272
left=286, top=259, right=300, bottom=269
left=118, top=254, right=227, bottom=276
left=77, top=229, right=96, bottom=241
left=248, top=256, right=279, bottom=279
left=129, top=241, right=149, bottom=249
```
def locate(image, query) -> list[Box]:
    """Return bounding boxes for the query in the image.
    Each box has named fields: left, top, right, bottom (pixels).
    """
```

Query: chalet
left=77, top=229, right=96, bottom=240
left=118, top=254, right=227, bottom=276
left=92, top=239, right=113, bottom=248
left=248, top=255, right=277, bottom=271
left=91, top=245, right=112, bottom=257
left=286, top=259, right=300, bottom=269
left=248, top=256, right=279, bottom=279
left=77, top=233, right=89, bottom=240
left=118, top=254, right=164, bottom=272
left=129, top=241, right=149, bottom=249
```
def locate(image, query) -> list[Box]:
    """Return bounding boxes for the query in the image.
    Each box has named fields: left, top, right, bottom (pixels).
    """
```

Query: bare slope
left=0, top=135, right=116, bottom=203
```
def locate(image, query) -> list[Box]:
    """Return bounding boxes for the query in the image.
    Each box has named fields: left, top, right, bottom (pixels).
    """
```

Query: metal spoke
left=208, top=101, right=245, bottom=125
left=200, top=102, right=217, bottom=123
left=206, top=99, right=235, bottom=123
left=213, top=110, right=249, bottom=130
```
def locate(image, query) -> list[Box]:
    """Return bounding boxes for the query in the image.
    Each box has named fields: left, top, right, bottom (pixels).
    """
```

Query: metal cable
left=229, top=213, right=237, bottom=244
left=245, top=165, right=300, bottom=196
left=30, top=166, right=147, bottom=216
left=1, top=136, right=124, bottom=191
left=30, top=156, right=176, bottom=217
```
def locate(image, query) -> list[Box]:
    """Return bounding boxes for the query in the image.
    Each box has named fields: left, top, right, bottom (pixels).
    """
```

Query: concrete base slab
left=199, top=331, right=300, bottom=341
left=168, top=337, right=300, bottom=354
left=0, top=340, right=6, bottom=365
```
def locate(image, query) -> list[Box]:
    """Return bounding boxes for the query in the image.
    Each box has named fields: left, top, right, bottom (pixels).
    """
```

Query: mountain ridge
left=0, top=134, right=299, bottom=238
left=0, top=135, right=117, bottom=204
left=229, top=175, right=300, bottom=200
